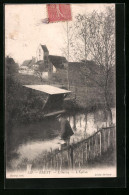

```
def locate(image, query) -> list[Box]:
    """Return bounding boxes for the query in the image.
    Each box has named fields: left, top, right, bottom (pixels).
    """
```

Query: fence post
left=111, top=127, right=114, bottom=148
left=50, top=148, right=53, bottom=169
left=89, top=139, right=90, bottom=160
left=40, top=126, right=116, bottom=171
left=67, top=147, right=69, bottom=168
left=70, top=145, right=73, bottom=169
left=107, top=129, right=110, bottom=148
left=90, top=138, right=92, bottom=159
left=72, top=147, right=75, bottom=169
left=106, top=130, right=108, bottom=151
left=54, top=153, right=56, bottom=170
left=99, top=132, right=102, bottom=156
left=45, top=154, right=47, bottom=170
left=103, top=129, right=105, bottom=152
left=82, top=143, right=85, bottom=166
left=95, top=134, right=97, bottom=157
left=60, top=150, right=63, bottom=170
left=86, top=142, right=87, bottom=163
left=44, top=155, right=46, bottom=170
left=92, top=136, right=94, bottom=160
left=114, top=127, right=116, bottom=149
left=93, top=136, right=95, bottom=158
left=46, top=154, right=48, bottom=169
left=87, top=141, right=89, bottom=161
left=27, top=164, right=32, bottom=172
left=78, top=146, right=81, bottom=168
left=57, top=152, right=59, bottom=170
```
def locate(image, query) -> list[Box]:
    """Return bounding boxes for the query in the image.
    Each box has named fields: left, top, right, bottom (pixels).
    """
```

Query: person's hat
left=56, top=114, right=62, bottom=119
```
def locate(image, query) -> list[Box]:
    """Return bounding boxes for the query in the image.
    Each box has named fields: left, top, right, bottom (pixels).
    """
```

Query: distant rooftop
left=22, top=58, right=36, bottom=67
left=23, top=85, right=71, bottom=95
left=48, top=55, right=67, bottom=69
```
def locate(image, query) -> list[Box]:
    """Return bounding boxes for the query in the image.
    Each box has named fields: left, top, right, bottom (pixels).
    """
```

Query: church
left=36, top=44, right=68, bottom=78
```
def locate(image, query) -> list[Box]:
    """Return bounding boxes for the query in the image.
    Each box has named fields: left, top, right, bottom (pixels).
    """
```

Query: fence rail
left=38, top=126, right=116, bottom=170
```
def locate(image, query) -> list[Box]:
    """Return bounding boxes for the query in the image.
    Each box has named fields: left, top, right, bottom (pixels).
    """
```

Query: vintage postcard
left=5, top=3, right=117, bottom=179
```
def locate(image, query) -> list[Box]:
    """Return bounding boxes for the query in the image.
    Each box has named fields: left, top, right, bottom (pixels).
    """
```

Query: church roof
left=48, top=55, right=67, bottom=69
left=41, top=45, right=49, bottom=53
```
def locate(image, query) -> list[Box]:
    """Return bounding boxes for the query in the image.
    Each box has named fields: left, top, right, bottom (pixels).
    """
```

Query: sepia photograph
left=5, top=3, right=116, bottom=178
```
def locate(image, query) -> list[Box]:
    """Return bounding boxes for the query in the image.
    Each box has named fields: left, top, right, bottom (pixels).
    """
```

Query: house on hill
left=19, top=57, right=36, bottom=75
left=36, top=44, right=67, bottom=78
left=21, top=57, right=36, bottom=68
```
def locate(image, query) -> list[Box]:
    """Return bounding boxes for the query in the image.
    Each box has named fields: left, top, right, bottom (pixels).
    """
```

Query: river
left=6, top=108, right=116, bottom=171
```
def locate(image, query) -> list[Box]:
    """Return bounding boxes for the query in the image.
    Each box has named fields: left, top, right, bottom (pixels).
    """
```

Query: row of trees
left=5, top=56, right=47, bottom=126
left=62, top=6, right=115, bottom=124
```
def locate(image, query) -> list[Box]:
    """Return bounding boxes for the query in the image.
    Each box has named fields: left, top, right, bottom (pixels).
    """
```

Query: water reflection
left=6, top=108, right=116, bottom=170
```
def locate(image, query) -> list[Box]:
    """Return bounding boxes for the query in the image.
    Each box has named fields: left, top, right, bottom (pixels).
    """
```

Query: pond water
left=6, top=108, right=116, bottom=171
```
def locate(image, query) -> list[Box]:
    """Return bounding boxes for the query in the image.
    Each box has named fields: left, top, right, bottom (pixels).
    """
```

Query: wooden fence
left=40, top=126, right=116, bottom=170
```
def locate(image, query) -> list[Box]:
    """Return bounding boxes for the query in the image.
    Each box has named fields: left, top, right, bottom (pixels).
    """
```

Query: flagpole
left=67, top=21, right=70, bottom=90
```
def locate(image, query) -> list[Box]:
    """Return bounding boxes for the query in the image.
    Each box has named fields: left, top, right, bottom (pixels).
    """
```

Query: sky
left=5, top=4, right=115, bottom=65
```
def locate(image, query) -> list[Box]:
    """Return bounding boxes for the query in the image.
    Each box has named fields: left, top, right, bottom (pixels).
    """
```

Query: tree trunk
left=73, top=114, right=76, bottom=131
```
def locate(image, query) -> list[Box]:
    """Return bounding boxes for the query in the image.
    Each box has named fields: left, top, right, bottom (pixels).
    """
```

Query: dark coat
left=60, top=118, right=74, bottom=140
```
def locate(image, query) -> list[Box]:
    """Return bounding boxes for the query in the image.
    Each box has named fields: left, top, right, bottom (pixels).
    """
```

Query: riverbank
left=6, top=72, right=115, bottom=127
left=6, top=107, right=116, bottom=171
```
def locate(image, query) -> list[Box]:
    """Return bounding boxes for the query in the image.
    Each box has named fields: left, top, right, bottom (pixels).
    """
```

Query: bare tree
left=75, top=7, right=115, bottom=124
left=73, top=14, right=91, bottom=62
left=62, top=22, right=76, bottom=89
left=61, top=7, right=115, bottom=125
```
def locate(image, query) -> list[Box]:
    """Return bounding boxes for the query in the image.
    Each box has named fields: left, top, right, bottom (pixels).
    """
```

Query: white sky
left=5, top=4, right=115, bottom=64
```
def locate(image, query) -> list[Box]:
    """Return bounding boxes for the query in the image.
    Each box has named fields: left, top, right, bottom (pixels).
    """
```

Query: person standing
left=56, top=114, right=74, bottom=146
